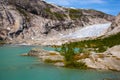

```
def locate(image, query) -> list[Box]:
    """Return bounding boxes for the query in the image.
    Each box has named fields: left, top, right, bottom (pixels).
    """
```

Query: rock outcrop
left=82, top=45, right=120, bottom=71
left=0, top=0, right=114, bottom=45
left=107, top=13, right=120, bottom=34
left=105, top=45, right=120, bottom=58
left=27, top=48, right=64, bottom=66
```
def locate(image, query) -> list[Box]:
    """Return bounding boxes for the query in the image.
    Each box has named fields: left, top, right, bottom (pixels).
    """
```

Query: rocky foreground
left=82, top=45, right=120, bottom=71
left=24, top=45, right=120, bottom=71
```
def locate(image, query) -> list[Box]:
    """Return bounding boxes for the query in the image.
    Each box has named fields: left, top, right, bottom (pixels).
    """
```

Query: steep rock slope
left=0, top=0, right=114, bottom=44
left=107, top=13, right=120, bottom=34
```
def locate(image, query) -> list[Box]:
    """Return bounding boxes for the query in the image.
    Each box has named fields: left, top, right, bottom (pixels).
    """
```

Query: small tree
left=60, top=43, right=87, bottom=69
left=60, top=44, right=75, bottom=61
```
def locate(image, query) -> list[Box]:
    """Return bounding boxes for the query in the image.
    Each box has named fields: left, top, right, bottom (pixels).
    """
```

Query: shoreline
left=1, top=43, right=120, bottom=71
left=24, top=46, right=120, bottom=72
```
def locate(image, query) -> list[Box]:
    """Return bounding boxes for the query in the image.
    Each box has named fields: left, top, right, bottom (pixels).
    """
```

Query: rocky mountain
left=0, top=0, right=115, bottom=45
left=106, top=13, right=120, bottom=34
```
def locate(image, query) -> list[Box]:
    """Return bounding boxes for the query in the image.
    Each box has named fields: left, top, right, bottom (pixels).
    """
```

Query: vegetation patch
left=0, top=40, right=6, bottom=45
left=55, top=44, right=87, bottom=69
left=69, top=9, right=82, bottom=20
left=45, top=8, right=67, bottom=20
left=53, top=12, right=67, bottom=20
left=44, top=59, right=63, bottom=63
left=65, top=32, right=120, bottom=53
left=64, top=61, right=87, bottom=69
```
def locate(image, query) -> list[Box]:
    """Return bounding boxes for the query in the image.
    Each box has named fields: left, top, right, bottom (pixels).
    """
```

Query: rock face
left=83, top=45, right=120, bottom=71
left=107, top=13, right=120, bottom=34
left=0, top=0, right=114, bottom=45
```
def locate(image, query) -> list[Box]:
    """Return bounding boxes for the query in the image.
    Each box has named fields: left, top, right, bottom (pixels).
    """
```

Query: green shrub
left=58, top=44, right=87, bottom=69
left=65, top=61, right=87, bottom=69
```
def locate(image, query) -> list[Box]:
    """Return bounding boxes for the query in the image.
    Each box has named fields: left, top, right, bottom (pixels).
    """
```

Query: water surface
left=0, top=45, right=120, bottom=80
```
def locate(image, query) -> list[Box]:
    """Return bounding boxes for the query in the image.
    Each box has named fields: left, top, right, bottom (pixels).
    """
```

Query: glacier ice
left=62, top=23, right=111, bottom=39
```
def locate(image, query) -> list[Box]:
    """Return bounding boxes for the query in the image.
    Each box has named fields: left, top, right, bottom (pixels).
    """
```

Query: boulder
left=28, top=48, right=50, bottom=56
left=104, top=45, right=120, bottom=58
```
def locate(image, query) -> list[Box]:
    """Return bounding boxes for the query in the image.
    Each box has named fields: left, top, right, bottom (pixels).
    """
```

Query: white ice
left=62, top=23, right=111, bottom=39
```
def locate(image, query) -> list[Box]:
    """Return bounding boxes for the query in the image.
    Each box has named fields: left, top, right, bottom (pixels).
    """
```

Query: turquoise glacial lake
left=0, top=45, right=120, bottom=80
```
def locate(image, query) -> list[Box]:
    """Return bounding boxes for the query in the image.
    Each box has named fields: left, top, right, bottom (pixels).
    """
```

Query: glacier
left=62, top=23, right=111, bottom=39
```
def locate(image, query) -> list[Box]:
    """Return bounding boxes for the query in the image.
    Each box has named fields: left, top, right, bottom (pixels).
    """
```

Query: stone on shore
left=27, top=48, right=64, bottom=66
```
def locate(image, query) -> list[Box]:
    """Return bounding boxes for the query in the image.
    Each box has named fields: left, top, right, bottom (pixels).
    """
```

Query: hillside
left=0, top=0, right=115, bottom=45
